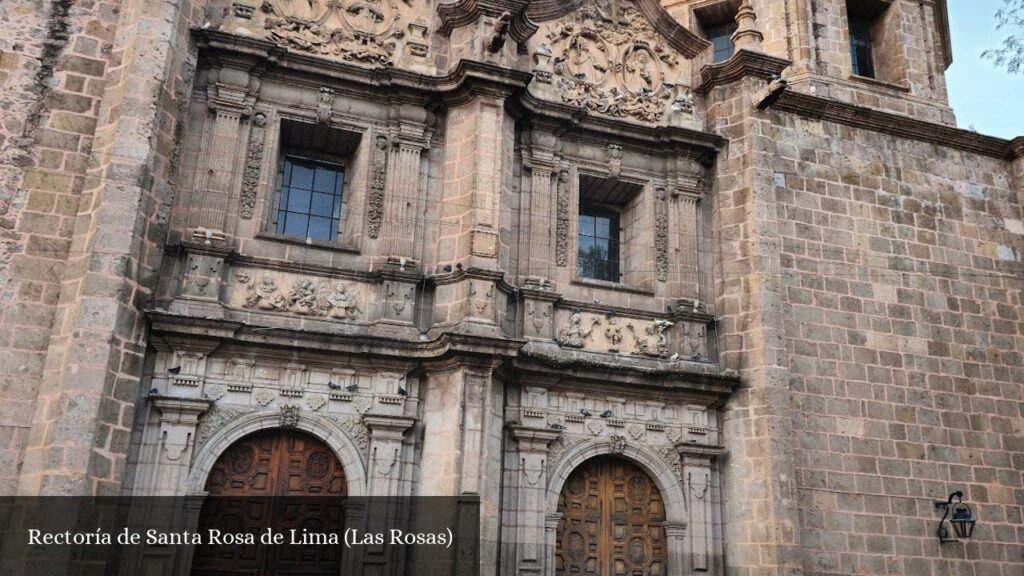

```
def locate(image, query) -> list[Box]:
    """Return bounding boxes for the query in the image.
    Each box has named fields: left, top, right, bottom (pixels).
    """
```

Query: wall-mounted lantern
left=934, top=491, right=976, bottom=543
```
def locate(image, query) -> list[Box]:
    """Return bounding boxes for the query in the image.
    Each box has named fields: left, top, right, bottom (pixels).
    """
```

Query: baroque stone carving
left=366, top=134, right=389, bottom=239
left=327, top=414, right=370, bottom=456
left=240, top=272, right=363, bottom=320
left=540, top=0, right=691, bottom=123
left=558, top=310, right=601, bottom=348
left=316, top=88, right=334, bottom=123
left=279, top=404, right=300, bottom=428
left=323, top=282, right=362, bottom=319
left=260, top=0, right=426, bottom=67
left=254, top=389, right=275, bottom=406
left=469, top=280, right=494, bottom=318
left=655, top=187, right=669, bottom=282
left=526, top=300, right=551, bottom=337
left=244, top=273, right=288, bottom=310
left=604, top=314, right=624, bottom=353
left=195, top=407, right=255, bottom=449
left=240, top=113, right=266, bottom=219
left=654, top=444, right=683, bottom=480
left=628, top=319, right=672, bottom=358
left=555, top=169, right=570, bottom=267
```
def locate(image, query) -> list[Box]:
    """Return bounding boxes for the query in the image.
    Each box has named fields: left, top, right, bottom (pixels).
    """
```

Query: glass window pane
left=282, top=213, right=308, bottom=238
left=308, top=216, right=333, bottom=241
left=286, top=187, right=311, bottom=213
left=595, top=216, right=611, bottom=238
left=579, top=258, right=595, bottom=279
left=594, top=238, right=609, bottom=261
left=313, top=167, right=336, bottom=193
left=579, top=236, right=595, bottom=257
left=289, top=163, right=314, bottom=190
left=311, top=192, right=335, bottom=217
left=579, top=215, right=595, bottom=237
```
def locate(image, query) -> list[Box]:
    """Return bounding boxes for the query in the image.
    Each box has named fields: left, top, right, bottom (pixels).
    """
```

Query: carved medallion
left=534, top=0, right=692, bottom=124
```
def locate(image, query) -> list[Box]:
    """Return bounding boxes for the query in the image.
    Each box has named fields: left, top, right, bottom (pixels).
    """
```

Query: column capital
left=509, top=425, right=561, bottom=452
left=363, top=415, right=416, bottom=440
left=150, top=396, right=212, bottom=423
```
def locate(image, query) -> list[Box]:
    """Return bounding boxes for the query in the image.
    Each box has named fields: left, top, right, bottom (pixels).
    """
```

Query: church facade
left=0, top=0, right=1021, bottom=575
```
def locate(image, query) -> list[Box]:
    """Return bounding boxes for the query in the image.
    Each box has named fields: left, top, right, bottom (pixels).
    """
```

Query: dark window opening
left=578, top=204, right=620, bottom=283
left=849, top=15, right=876, bottom=78
left=707, top=23, right=737, bottom=63
left=276, top=157, right=345, bottom=242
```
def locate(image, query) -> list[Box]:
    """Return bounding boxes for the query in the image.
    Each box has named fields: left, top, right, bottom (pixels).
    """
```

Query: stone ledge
left=698, top=49, right=792, bottom=94
left=763, top=88, right=1019, bottom=160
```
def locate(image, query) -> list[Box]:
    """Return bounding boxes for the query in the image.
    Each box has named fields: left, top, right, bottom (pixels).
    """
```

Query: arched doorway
left=191, top=429, right=347, bottom=576
left=556, top=456, right=666, bottom=576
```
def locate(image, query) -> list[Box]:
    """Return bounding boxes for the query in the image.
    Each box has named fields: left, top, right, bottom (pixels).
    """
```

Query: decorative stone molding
left=654, top=186, right=669, bottom=282
left=555, top=168, right=570, bottom=267
left=239, top=112, right=266, bottom=219
left=366, top=133, right=390, bottom=239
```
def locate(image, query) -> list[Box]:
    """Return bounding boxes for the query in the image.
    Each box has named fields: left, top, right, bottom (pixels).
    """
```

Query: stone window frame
left=255, top=113, right=370, bottom=254
left=570, top=170, right=654, bottom=294
left=844, top=0, right=910, bottom=89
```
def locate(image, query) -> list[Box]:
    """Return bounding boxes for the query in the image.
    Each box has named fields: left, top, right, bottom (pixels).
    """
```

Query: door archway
left=556, top=456, right=666, bottom=576
left=191, top=429, right=347, bottom=576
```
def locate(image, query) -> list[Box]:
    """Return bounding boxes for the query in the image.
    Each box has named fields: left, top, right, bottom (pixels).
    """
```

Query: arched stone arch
left=186, top=410, right=367, bottom=496
left=544, top=438, right=687, bottom=576
left=546, top=438, right=685, bottom=522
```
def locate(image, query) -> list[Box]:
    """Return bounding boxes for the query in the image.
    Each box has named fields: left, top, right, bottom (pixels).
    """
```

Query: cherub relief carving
left=628, top=319, right=673, bottom=358
left=324, top=282, right=362, bottom=319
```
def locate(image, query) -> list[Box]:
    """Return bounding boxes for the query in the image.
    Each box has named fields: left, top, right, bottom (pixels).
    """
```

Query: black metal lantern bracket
left=934, top=491, right=977, bottom=543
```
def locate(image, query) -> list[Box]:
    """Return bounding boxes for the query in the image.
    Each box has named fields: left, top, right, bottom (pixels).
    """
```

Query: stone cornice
left=437, top=0, right=536, bottom=45
left=194, top=29, right=533, bottom=104
left=765, top=88, right=1020, bottom=160
left=1011, top=137, right=1024, bottom=160
left=514, top=91, right=725, bottom=157
left=697, top=49, right=791, bottom=94
left=515, top=343, right=740, bottom=397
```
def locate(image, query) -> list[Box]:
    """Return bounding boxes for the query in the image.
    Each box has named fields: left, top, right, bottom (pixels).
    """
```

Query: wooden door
left=556, top=457, right=666, bottom=576
left=191, top=429, right=347, bottom=576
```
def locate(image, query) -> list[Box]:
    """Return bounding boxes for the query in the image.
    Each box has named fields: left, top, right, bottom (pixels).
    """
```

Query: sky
left=945, top=1, right=1024, bottom=139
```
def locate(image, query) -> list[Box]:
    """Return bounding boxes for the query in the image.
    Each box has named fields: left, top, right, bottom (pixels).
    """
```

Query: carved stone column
left=543, top=513, right=562, bottom=576
left=146, top=397, right=212, bottom=495
left=674, top=192, right=701, bottom=300
left=509, top=426, right=561, bottom=575
left=522, top=133, right=559, bottom=278
left=363, top=415, right=415, bottom=497
left=380, top=105, right=431, bottom=262
left=665, top=522, right=688, bottom=576
left=188, top=71, right=255, bottom=239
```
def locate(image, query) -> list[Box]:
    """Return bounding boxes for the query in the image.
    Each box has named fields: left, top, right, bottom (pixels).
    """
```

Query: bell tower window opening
left=708, top=22, right=738, bottom=63
left=848, top=15, right=876, bottom=78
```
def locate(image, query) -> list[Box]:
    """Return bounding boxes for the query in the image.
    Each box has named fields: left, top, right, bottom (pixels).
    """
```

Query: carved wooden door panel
left=192, top=429, right=347, bottom=576
left=557, top=457, right=666, bottom=576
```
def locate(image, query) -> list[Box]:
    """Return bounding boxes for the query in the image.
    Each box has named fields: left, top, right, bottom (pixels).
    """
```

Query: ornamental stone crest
left=252, top=0, right=430, bottom=68
left=532, top=0, right=693, bottom=124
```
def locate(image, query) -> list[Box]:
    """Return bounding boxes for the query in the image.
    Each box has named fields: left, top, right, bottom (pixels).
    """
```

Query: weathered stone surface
left=0, top=1, right=1020, bottom=576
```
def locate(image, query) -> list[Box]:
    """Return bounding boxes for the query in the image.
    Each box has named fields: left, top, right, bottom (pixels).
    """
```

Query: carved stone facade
left=0, top=2, right=1021, bottom=576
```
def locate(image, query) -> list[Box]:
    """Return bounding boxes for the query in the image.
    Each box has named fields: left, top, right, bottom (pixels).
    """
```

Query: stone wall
left=771, top=112, right=1023, bottom=576
left=0, top=0, right=123, bottom=495
left=0, top=0, right=209, bottom=496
